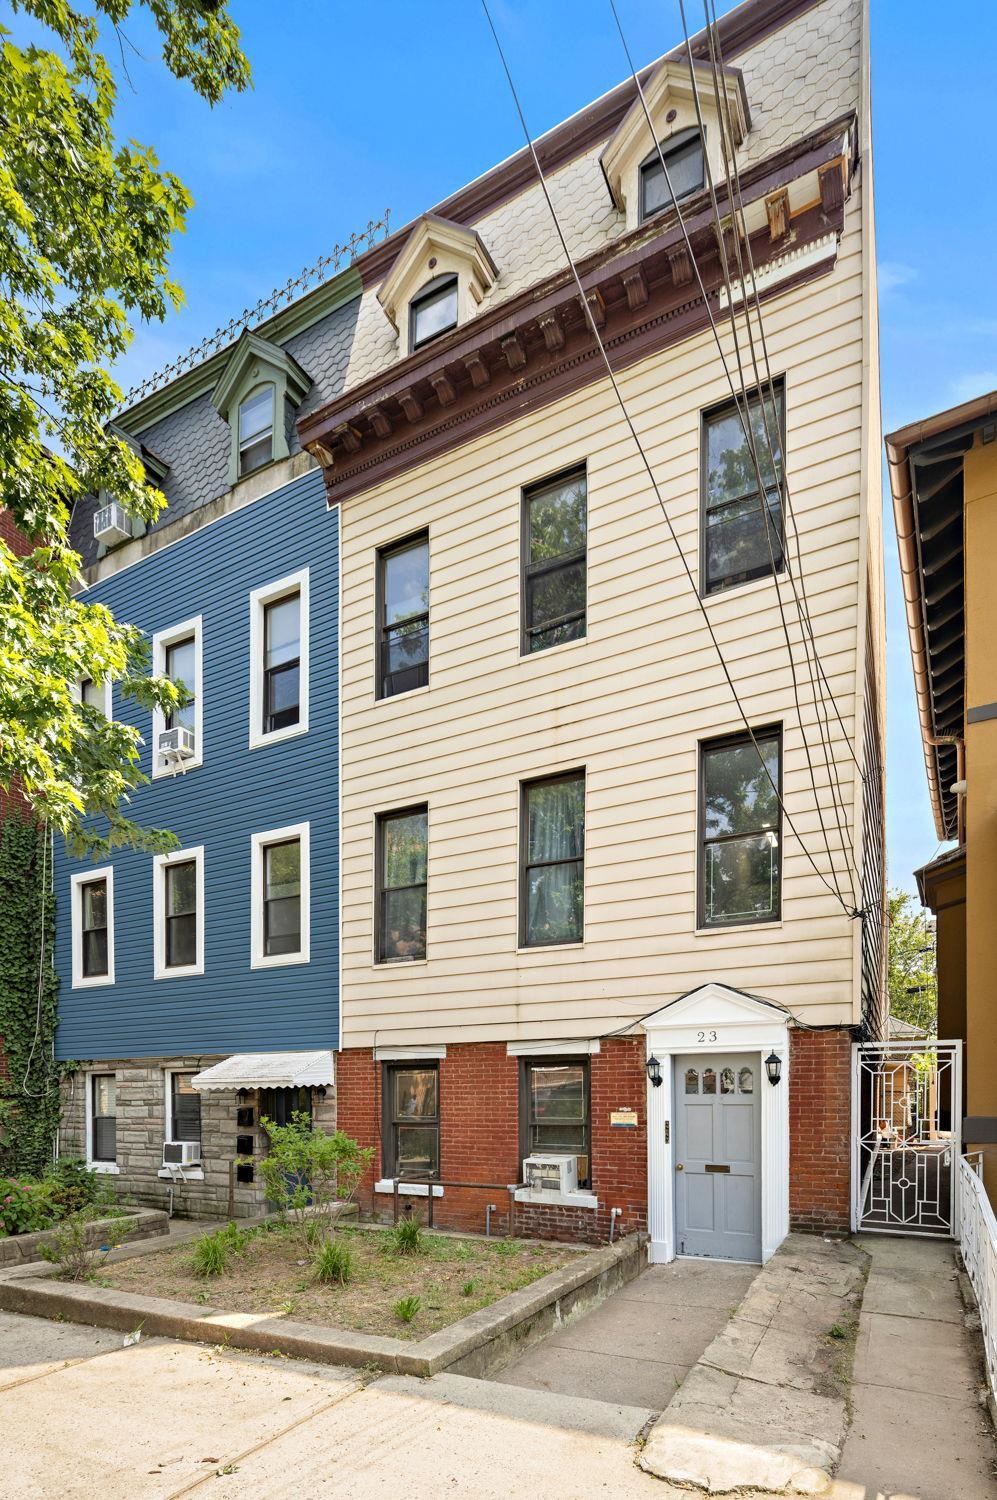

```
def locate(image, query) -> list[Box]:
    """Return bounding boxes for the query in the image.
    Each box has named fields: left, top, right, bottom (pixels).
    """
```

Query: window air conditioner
left=157, top=726, right=196, bottom=760
left=93, top=502, right=134, bottom=545
left=522, top=1153, right=578, bottom=1197
left=163, top=1140, right=201, bottom=1168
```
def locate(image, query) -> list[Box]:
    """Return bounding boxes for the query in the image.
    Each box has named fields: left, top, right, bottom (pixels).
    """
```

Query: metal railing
left=958, top=1152, right=997, bottom=1404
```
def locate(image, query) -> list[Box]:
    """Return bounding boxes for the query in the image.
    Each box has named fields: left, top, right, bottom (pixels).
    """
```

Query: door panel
left=675, top=1052, right=762, bottom=1261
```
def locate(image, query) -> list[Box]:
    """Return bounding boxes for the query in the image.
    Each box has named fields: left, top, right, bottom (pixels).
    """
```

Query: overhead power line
left=479, top=0, right=857, bottom=918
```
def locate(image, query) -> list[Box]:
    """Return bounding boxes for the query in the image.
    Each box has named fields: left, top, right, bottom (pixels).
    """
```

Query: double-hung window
left=522, top=467, right=587, bottom=654
left=152, top=616, right=203, bottom=775
left=521, top=1058, right=591, bottom=1189
left=154, top=846, right=205, bottom=978
left=639, top=128, right=705, bottom=223
left=251, top=823, right=310, bottom=967
left=410, top=275, right=458, bottom=350
left=699, top=727, right=782, bottom=927
left=521, top=772, right=585, bottom=947
left=702, top=383, right=786, bottom=595
left=71, top=867, right=114, bottom=987
left=238, top=385, right=274, bottom=476
left=90, top=1074, right=117, bottom=1166
left=377, top=534, right=429, bottom=699
left=383, top=1063, right=439, bottom=1178
left=249, top=570, right=309, bottom=748
left=168, top=1072, right=202, bottom=1144
left=376, top=806, right=428, bottom=963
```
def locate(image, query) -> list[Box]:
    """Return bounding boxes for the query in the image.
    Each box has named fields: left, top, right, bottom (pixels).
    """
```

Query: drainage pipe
left=608, top=1207, right=621, bottom=1243
left=485, top=1203, right=497, bottom=1237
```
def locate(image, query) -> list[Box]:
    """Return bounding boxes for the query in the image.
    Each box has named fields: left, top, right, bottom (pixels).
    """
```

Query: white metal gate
left=852, top=1040, right=963, bottom=1236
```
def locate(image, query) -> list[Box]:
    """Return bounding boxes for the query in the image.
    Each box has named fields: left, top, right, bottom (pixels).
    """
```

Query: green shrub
left=314, top=1238, right=354, bottom=1285
left=0, top=1177, right=60, bottom=1236
left=393, top=1217, right=423, bottom=1256
left=394, top=1295, right=421, bottom=1324
left=39, top=1206, right=131, bottom=1281
left=258, top=1113, right=372, bottom=1242
left=44, top=1158, right=109, bottom=1216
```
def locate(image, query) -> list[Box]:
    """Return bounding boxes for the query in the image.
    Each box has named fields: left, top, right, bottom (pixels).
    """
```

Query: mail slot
left=705, top=1163, right=731, bottom=1173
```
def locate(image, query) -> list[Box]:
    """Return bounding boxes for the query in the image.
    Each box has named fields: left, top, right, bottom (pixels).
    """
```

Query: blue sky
left=35, top=0, right=993, bottom=894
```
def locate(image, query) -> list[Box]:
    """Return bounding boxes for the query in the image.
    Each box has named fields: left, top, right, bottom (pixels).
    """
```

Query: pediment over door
left=641, top=982, right=791, bottom=1033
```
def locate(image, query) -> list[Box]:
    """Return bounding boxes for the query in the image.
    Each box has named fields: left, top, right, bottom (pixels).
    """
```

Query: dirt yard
left=100, top=1223, right=578, bottom=1338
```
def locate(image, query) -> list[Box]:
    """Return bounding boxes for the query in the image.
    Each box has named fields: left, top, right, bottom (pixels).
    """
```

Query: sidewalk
left=834, top=1234, right=997, bottom=1500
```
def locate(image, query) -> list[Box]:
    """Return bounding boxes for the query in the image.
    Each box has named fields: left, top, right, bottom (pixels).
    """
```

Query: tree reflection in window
left=738, top=1066, right=754, bottom=1094
left=720, top=1067, right=735, bottom=1095
left=685, top=1068, right=699, bottom=1094
left=702, top=1068, right=717, bottom=1095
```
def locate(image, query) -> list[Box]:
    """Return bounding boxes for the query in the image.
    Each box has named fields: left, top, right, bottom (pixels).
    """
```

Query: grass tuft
left=394, top=1294, right=421, bottom=1324
left=314, top=1238, right=354, bottom=1286
left=393, top=1217, right=423, bottom=1256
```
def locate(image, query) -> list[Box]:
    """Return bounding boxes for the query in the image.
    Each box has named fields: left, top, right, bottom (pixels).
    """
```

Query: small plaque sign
left=610, top=1108, right=638, bottom=1128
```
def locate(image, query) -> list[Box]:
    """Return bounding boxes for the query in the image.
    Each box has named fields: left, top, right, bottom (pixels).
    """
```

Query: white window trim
left=151, top=614, right=204, bottom=778
left=514, top=1187, right=598, bottom=1209
left=507, top=1040, right=600, bottom=1057
left=74, top=676, right=113, bottom=718
left=374, top=1180, right=444, bottom=1198
left=153, top=845, right=205, bottom=980
left=159, top=1069, right=205, bottom=1180
left=248, top=568, right=310, bottom=750
left=373, top=1045, right=447, bottom=1062
left=70, top=866, right=115, bottom=989
left=85, top=1070, right=119, bottom=1173
left=250, top=822, right=310, bottom=968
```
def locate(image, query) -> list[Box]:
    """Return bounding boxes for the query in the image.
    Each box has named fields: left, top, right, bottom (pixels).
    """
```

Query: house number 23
left=696, top=1030, right=718, bottom=1043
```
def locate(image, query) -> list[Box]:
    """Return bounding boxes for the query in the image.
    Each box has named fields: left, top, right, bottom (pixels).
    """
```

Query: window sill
left=372, top=958, right=429, bottom=969
left=72, top=975, right=114, bottom=990
left=694, top=920, right=783, bottom=936
left=88, top=1161, right=119, bottom=1175
left=519, top=632, right=588, bottom=663
left=158, top=1166, right=205, bottom=1181
left=249, top=722, right=309, bottom=752
left=514, top=1188, right=598, bottom=1210
left=151, top=758, right=204, bottom=781
left=251, top=951, right=310, bottom=970
left=374, top=684, right=431, bottom=707
left=516, top=942, right=584, bottom=955
left=374, top=1180, right=444, bottom=1198
left=701, top=571, right=784, bottom=604
left=154, top=965, right=204, bottom=981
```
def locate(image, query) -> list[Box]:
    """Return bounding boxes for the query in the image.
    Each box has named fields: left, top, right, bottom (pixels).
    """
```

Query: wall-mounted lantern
left=765, top=1051, right=782, bottom=1087
left=646, top=1055, right=663, bottom=1089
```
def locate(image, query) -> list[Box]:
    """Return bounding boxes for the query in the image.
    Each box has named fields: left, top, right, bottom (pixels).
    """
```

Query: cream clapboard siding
left=339, top=191, right=871, bottom=1050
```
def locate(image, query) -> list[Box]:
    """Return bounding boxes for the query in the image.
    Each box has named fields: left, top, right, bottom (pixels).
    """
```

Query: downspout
left=886, top=435, right=950, bottom=841
left=925, top=734, right=966, bottom=848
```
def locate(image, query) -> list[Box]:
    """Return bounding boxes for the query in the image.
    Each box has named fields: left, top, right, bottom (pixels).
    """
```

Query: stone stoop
left=639, top=1234, right=870, bottom=1496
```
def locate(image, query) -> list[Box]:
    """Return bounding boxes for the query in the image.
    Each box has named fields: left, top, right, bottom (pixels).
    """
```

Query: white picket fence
left=958, top=1152, right=997, bottom=1404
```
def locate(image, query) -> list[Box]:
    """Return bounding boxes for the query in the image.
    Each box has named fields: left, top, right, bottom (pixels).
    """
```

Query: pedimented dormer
left=212, top=329, right=312, bottom=486
left=601, top=59, right=751, bottom=232
left=377, top=214, right=498, bottom=360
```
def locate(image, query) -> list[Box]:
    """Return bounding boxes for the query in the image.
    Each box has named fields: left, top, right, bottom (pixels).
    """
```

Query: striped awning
left=190, top=1051, right=334, bottom=1092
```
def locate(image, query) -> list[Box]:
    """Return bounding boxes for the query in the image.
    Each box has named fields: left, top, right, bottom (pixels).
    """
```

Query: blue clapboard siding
left=54, top=467, right=340, bottom=1060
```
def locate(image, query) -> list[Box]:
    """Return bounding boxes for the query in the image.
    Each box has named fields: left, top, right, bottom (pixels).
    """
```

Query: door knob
left=676, top=1163, right=684, bottom=1171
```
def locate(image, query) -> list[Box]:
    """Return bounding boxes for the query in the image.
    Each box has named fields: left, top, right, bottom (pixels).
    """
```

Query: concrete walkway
left=835, top=1235, right=997, bottom=1500
left=492, top=1256, right=757, bottom=1414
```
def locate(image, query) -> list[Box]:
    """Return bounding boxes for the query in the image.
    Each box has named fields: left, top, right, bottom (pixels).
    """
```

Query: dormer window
left=238, top=385, right=275, bottom=476
left=410, top=275, right=459, bottom=350
left=639, top=128, right=705, bottom=223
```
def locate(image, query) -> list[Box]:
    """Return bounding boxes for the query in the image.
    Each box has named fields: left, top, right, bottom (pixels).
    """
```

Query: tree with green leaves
left=887, top=886, right=937, bottom=1035
left=0, top=0, right=250, bottom=856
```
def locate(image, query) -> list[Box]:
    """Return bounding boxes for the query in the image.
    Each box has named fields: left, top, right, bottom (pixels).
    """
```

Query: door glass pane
left=384, top=540, right=429, bottom=626
left=264, top=594, right=299, bottom=669
left=702, top=1068, right=717, bottom=1095
left=738, top=1067, right=754, bottom=1094
left=383, top=812, right=427, bottom=887
left=685, top=1068, right=699, bottom=1094
left=393, top=1069, right=437, bottom=1120
left=720, top=1067, right=735, bottom=1095
left=526, top=860, right=584, bottom=946
left=703, top=738, right=780, bottom=839
left=396, top=1124, right=439, bottom=1174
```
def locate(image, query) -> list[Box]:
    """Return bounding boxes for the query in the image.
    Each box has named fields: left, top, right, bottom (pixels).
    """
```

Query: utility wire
left=675, top=0, right=858, bottom=904
left=609, top=0, right=852, bottom=909
left=693, top=0, right=860, bottom=884
left=479, top=0, right=855, bottom=916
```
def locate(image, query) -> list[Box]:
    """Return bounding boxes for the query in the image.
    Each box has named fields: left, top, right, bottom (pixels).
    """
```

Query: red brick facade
left=337, top=1037, right=648, bottom=1244
left=338, top=1025, right=854, bottom=1246
left=788, top=1025, right=852, bottom=1232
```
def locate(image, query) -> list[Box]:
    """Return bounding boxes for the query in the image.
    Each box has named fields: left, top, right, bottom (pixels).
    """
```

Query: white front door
left=674, top=1052, right=762, bottom=1262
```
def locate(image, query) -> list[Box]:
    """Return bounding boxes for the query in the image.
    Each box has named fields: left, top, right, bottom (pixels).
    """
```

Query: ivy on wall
left=0, top=814, right=60, bottom=1176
